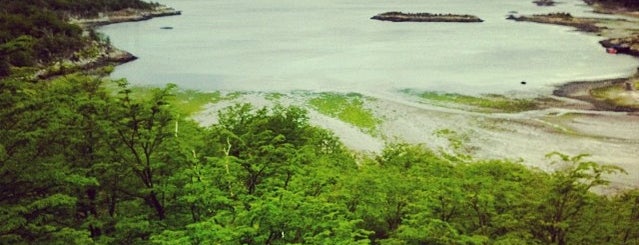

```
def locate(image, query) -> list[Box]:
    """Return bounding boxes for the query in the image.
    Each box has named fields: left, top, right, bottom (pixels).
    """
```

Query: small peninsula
left=371, top=12, right=483, bottom=23
left=71, top=6, right=182, bottom=28
left=507, top=12, right=603, bottom=32
left=0, top=0, right=181, bottom=80
left=507, top=12, right=639, bottom=57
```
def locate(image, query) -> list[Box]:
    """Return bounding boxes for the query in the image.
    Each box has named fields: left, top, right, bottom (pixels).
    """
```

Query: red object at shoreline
left=606, top=47, right=618, bottom=54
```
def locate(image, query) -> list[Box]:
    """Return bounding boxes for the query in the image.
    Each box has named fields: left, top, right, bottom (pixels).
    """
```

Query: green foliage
left=0, top=57, right=10, bottom=77
left=170, top=90, right=238, bottom=116
left=308, top=92, right=380, bottom=134
left=0, top=0, right=158, bottom=77
left=530, top=152, right=626, bottom=245
left=1, top=75, right=638, bottom=244
left=0, top=76, right=106, bottom=243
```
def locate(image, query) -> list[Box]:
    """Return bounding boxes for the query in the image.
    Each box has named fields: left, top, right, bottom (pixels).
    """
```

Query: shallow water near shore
left=101, top=0, right=638, bottom=95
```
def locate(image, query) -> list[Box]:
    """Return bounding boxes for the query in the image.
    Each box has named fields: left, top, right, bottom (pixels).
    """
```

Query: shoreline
left=70, top=5, right=181, bottom=29
left=190, top=90, right=639, bottom=191
left=506, top=6, right=639, bottom=111
left=552, top=77, right=638, bottom=112
left=91, top=3, right=638, bottom=114
left=33, top=5, right=182, bottom=80
left=91, top=4, right=639, bottom=117
left=88, top=1, right=639, bottom=189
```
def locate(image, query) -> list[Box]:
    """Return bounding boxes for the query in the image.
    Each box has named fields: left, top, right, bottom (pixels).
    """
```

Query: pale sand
left=193, top=91, right=639, bottom=191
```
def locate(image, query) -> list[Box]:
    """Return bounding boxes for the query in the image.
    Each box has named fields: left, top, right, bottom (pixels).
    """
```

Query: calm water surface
left=101, top=0, right=639, bottom=94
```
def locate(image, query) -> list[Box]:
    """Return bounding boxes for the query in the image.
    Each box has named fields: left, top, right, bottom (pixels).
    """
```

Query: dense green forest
left=1, top=0, right=638, bottom=78
left=1, top=74, right=639, bottom=244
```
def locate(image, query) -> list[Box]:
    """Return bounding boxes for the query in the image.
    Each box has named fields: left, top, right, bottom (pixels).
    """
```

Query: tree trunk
left=146, top=191, right=165, bottom=220
left=86, top=188, right=101, bottom=238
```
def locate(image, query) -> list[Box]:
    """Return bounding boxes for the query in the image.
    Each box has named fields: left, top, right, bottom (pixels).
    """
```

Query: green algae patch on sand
left=112, top=84, right=237, bottom=116
left=590, top=80, right=639, bottom=110
left=171, top=90, right=225, bottom=116
left=171, top=90, right=247, bottom=116
left=265, top=92, right=285, bottom=101
left=406, top=90, right=538, bottom=113
left=308, top=92, right=381, bottom=134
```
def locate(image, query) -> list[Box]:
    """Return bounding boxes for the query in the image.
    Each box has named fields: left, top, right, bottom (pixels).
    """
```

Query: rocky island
left=371, top=12, right=483, bottom=23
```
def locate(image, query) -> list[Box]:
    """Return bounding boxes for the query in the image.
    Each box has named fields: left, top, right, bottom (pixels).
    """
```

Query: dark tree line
left=586, top=0, right=639, bottom=8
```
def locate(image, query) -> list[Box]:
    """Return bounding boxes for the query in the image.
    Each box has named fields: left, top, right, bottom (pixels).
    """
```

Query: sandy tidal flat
left=193, top=91, right=639, bottom=191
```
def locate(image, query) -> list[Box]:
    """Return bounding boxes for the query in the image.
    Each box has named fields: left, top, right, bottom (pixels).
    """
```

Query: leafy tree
left=614, top=190, right=639, bottom=244
left=151, top=104, right=368, bottom=244
left=106, top=80, right=177, bottom=220
left=531, top=152, right=625, bottom=245
left=2, top=73, right=639, bottom=244
left=0, top=77, right=98, bottom=243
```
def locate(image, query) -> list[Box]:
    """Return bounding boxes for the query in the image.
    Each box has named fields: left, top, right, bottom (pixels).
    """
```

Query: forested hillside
left=0, top=0, right=157, bottom=78
left=1, top=75, right=638, bottom=244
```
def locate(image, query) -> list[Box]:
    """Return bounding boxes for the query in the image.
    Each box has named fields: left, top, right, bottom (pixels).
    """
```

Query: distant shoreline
left=507, top=7, right=639, bottom=111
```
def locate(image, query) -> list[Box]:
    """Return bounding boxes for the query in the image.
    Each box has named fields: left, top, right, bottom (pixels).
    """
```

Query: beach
left=98, top=0, right=639, bottom=190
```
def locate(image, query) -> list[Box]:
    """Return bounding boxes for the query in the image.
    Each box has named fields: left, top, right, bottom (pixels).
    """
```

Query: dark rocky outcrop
left=599, top=36, right=639, bottom=57
left=371, top=12, right=483, bottom=23
left=35, top=46, right=137, bottom=79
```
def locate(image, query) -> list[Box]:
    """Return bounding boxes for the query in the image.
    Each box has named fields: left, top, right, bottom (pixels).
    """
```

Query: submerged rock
left=371, top=12, right=483, bottom=23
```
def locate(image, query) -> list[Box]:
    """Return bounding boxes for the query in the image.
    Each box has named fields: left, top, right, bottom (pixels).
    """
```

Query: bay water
left=100, top=0, right=639, bottom=95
